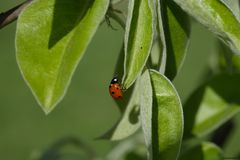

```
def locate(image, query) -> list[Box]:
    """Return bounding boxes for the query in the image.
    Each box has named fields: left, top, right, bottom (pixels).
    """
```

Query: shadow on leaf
left=48, top=0, right=94, bottom=48
left=129, top=104, right=140, bottom=124
left=161, top=0, right=190, bottom=80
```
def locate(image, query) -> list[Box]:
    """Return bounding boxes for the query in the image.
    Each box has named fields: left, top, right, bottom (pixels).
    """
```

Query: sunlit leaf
left=173, top=0, right=240, bottom=55
left=16, top=0, right=109, bottom=113
left=149, top=40, right=162, bottom=71
left=122, top=0, right=154, bottom=89
left=220, top=0, right=240, bottom=21
left=140, top=69, right=183, bottom=160
left=184, top=74, right=240, bottom=138
left=157, top=0, right=190, bottom=80
left=139, top=69, right=152, bottom=152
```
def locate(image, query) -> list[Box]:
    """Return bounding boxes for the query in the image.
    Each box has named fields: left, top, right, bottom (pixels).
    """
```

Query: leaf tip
left=37, top=95, right=59, bottom=115
left=40, top=102, right=55, bottom=115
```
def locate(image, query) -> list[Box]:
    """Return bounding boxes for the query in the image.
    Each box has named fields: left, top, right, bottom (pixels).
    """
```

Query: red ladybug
left=109, top=77, right=123, bottom=99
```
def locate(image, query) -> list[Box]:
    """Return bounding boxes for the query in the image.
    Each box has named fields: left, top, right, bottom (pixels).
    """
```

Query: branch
left=0, top=0, right=33, bottom=29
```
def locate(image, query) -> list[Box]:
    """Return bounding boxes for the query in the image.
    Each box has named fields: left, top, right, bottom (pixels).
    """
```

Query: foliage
left=2, top=0, right=239, bottom=159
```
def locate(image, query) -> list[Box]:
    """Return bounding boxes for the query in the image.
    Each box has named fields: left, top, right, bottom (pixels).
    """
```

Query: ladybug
left=109, top=77, right=123, bottom=99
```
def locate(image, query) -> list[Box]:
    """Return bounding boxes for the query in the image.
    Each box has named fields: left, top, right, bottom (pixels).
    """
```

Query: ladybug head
left=111, top=77, right=119, bottom=84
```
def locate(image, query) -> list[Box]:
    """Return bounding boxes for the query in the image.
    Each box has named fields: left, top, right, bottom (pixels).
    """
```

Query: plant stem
left=0, top=0, right=33, bottom=29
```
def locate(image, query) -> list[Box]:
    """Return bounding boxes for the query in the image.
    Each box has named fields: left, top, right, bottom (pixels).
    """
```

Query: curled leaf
left=122, top=0, right=154, bottom=89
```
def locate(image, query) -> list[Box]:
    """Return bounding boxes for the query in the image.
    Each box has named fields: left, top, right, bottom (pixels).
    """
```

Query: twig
left=0, top=0, right=33, bottom=29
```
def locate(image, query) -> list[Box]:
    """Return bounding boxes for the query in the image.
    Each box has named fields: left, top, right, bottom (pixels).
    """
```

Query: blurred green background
left=0, top=1, right=239, bottom=160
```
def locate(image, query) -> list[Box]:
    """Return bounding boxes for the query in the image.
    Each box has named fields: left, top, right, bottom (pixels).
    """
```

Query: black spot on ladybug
left=109, top=85, right=111, bottom=88
left=111, top=92, right=115, bottom=94
left=116, top=87, right=119, bottom=90
left=118, top=96, right=121, bottom=98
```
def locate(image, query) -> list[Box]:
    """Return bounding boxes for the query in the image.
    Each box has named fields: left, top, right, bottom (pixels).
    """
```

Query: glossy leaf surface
left=140, top=69, right=183, bottom=160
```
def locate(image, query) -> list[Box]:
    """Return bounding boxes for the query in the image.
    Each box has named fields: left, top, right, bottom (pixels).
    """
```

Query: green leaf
left=140, top=69, right=183, bottom=160
left=149, top=39, right=162, bottom=71
left=173, top=0, right=240, bottom=55
left=122, top=0, right=154, bottom=89
left=216, top=40, right=240, bottom=73
left=184, top=74, right=240, bottom=138
left=99, top=78, right=141, bottom=140
left=179, top=142, right=223, bottom=160
left=16, top=0, right=109, bottom=114
left=139, top=69, right=153, bottom=151
left=223, top=113, right=240, bottom=157
left=37, top=137, right=97, bottom=160
left=220, top=0, right=240, bottom=21
left=106, top=134, right=146, bottom=160
left=157, top=0, right=190, bottom=80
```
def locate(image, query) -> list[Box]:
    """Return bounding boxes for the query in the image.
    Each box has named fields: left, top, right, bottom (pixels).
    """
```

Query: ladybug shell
left=109, top=83, right=123, bottom=99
